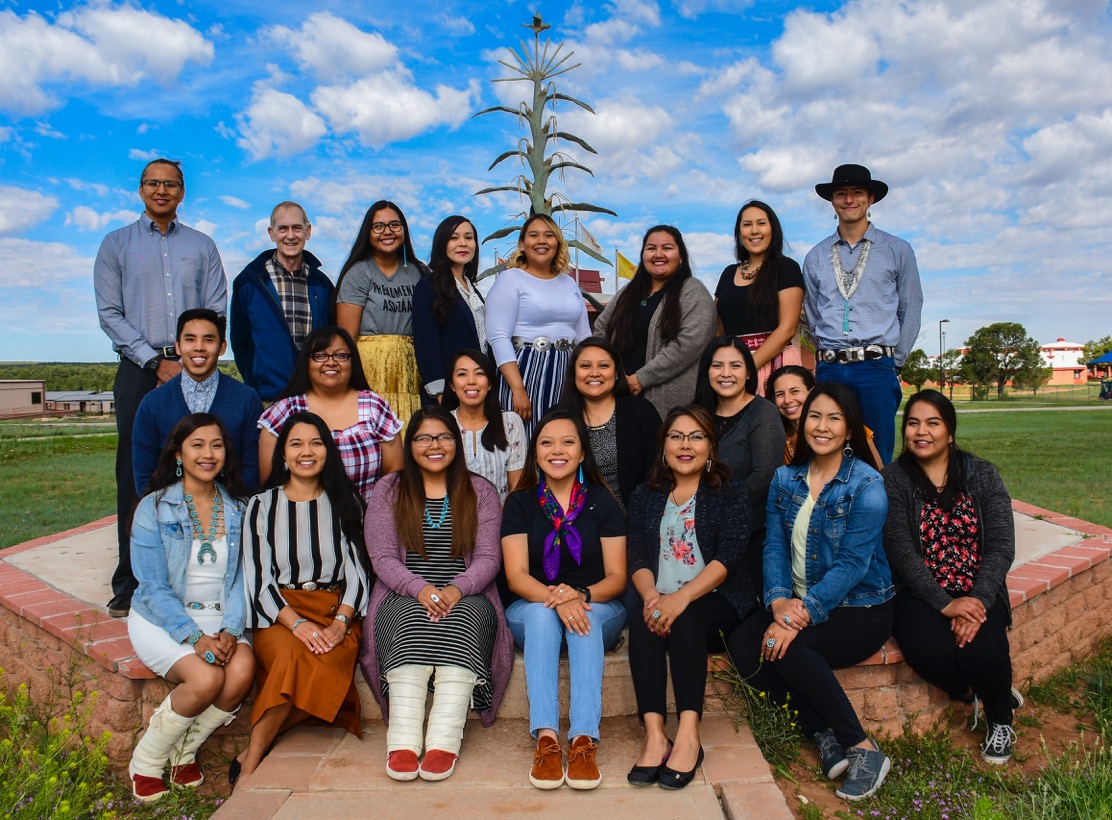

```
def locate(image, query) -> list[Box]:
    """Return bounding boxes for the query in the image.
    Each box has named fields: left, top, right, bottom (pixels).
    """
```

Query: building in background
left=0, top=380, right=46, bottom=418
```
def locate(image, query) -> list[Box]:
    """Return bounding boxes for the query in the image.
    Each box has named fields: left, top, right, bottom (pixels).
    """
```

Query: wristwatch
left=144, top=355, right=163, bottom=371
left=573, top=585, right=592, bottom=604
left=334, top=613, right=351, bottom=625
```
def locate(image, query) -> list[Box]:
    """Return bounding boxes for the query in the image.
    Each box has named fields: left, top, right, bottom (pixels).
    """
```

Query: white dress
left=128, top=536, right=240, bottom=676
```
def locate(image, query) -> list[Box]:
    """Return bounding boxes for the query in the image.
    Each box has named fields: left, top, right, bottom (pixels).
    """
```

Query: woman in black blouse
left=714, top=201, right=804, bottom=395
left=501, top=411, right=628, bottom=790
left=558, top=336, right=661, bottom=510
left=236, top=411, right=370, bottom=784
left=626, top=404, right=754, bottom=789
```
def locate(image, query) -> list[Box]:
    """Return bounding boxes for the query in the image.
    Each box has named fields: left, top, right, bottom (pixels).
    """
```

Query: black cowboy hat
left=815, top=164, right=888, bottom=202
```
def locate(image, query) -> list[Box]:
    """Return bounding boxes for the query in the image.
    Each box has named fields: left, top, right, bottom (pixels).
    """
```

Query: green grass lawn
left=0, top=435, right=117, bottom=550
left=956, top=409, right=1111, bottom=528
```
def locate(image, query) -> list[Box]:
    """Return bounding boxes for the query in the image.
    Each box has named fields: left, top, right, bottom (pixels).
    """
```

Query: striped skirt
left=498, top=343, right=571, bottom=441
left=356, top=334, right=422, bottom=425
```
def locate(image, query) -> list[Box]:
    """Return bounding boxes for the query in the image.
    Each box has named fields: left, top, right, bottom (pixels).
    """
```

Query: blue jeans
left=505, top=599, right=627, bottom=741
left=816, top=357, right=903, bottom=464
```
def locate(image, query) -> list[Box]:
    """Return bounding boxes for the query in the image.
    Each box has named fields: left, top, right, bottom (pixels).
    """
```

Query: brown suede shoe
left=566, top=735, right=601, bottom=790
left=529, top=736, right=565, bottom=789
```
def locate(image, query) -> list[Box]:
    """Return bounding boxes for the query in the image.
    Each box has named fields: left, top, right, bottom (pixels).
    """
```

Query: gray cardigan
left=594, top=276, right=716, bottom=418
left=882, top=454, right=1015, bottom=620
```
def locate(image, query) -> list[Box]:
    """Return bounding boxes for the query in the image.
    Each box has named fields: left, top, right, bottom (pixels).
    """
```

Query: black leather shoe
left=228, top=757, right=242, bottom=786
left=627, top=740, right=672, bottom=785
left=658, top=746, right=703, bottom=790
left=107, top=593, right=131, bottom=618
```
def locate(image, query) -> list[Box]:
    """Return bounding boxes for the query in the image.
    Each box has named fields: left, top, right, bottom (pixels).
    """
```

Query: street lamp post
left=939, top=319, right=950, bottom=388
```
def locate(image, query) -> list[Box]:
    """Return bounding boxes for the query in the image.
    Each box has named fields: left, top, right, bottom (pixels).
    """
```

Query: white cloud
left=0, top=186, right=58, bottom=235
left=64, top=206, right=135, bottom=232
left=268, top=13, right=397, bottom=82
left=129, top=148, right=168, bottom=162
left=0, top=238, right=90, bottom=287
left=235, top=86, right=328, bottom=160
left=220, top=195, right=251, bottom=209
left=313, top=76, right=477, bottom=149
left=0, top=7, right=213, bottom=115
left=436, top=14, right=476, bottom=36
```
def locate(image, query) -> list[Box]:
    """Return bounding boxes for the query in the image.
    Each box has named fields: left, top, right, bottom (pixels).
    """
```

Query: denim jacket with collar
left=763, top=456, right=893, bottom=623
left=130, top=481, right=247, bottom=643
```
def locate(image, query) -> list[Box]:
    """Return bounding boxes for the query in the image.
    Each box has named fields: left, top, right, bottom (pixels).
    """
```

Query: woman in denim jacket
left=127, top=413, right=253, bottom=802
left=727, top=383, right=893, bottom=802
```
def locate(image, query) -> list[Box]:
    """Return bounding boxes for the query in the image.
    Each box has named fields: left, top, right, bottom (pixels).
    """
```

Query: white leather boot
left=385, top=664, right=433, bottom=781
left=420, top=666, right=477, bottom=781
left=169, top=704, right=238, bottom=787
left=128, top=694, right=196, bottom=802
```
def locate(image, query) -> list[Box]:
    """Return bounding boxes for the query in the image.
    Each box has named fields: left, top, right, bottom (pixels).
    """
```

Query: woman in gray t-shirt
left=336, top=200, right=428, bottom=423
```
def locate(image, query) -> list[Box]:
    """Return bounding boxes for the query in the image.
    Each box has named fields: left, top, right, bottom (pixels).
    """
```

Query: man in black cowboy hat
left=802, top=163, right=922, bottom=464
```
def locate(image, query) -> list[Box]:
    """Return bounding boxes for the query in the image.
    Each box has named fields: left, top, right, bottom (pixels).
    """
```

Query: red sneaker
left=170, top=761, right=204, bottom=787
left=386, top=749, right=420, bottom=781
left=419, top=749, right=458, bottom=781
left=131, top=773, right=169, bottom=802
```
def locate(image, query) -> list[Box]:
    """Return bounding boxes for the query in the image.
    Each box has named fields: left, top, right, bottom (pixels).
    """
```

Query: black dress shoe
left=107, top=593, right=131, bottom=618
left=228, top=757, right=242, bottom=786
left=627, top=740, right=673, bottom=785
left=658, top=746, right=704, bottom=791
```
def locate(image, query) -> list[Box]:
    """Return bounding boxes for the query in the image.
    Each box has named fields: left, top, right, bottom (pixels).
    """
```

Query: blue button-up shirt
left=802, top=223, right=923, bottom=367
left=181, top=368, right=219, bottom=413
left=93, top=215, right=227, bottom=367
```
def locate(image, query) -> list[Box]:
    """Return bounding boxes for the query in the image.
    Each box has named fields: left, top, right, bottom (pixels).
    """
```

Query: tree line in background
left=0, top=362, right=242, bottom=392
left=901, top=323, right=1112, bottom=399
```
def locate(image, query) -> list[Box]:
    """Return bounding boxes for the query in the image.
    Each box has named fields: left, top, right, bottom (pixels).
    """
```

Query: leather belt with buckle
left=155, top=345, right=181, bottom=360
left=281, top=581, right=339, bottom=592
left=817, top=345, right=896, bottom=364
left=512, top=336, right=575, bottom=353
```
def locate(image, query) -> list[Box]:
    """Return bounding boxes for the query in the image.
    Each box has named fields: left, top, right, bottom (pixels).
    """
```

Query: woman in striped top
left=360, top=406, right=512, bottom=783
left=235, top=411, right=371, bottom=784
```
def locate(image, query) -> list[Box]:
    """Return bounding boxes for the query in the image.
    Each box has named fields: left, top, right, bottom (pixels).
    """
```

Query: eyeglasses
left=273, top=224, right=307, bottom=235
left=665, top=431, right=708, bottom=444
left=371, top=221, right=403, bottom=235
left=413, top=433, right=456, bottom=447
left=309, top=351, right=352, bottom=362
left=141, top=180, right=183, bottom=191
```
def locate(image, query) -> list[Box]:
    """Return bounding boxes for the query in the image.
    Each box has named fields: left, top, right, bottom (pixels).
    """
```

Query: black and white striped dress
left=374, top=498, right=496, bottom=710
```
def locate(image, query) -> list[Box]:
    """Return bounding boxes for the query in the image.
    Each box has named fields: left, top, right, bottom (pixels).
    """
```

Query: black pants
left=893, top=589, right=1013, bottom=725
left=727, top=602, right=893, bottom=747
left=628, top=589, right=739, bottom=718
left=111, top=358, right=158, bottom=598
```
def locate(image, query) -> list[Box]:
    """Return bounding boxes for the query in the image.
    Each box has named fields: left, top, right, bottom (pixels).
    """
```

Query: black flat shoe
left=627, top=740, right=673, bottom=785
left=228, top=756, right=242, bottom=786
left=658, top=746, right=703, bottom=791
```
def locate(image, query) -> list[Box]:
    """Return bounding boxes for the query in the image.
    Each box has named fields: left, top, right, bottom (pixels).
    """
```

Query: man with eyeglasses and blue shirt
left=93, top=158, right=227, bottom=618
left=230, top=201, right=334, bottom=403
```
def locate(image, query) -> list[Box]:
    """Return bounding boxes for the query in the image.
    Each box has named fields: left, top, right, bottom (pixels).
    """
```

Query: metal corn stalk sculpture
left=474, top=14, right=616, bottom=272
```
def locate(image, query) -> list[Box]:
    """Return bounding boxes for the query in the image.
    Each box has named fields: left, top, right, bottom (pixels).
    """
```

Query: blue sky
left=1, top=0, right=1110, bottom=363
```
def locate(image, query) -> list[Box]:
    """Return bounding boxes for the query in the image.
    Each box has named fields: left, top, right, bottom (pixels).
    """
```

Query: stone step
left=214, top=713, right=793, bottom=819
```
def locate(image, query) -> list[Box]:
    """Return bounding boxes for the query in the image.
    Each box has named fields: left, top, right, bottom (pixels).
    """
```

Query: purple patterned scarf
left=537, top=477, right=586, bottom=581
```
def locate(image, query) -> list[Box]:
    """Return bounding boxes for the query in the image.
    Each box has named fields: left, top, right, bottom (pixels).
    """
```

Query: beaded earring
left=175, top=459, right=182, bottom=478
left=577, top=465, right=584, bottom=484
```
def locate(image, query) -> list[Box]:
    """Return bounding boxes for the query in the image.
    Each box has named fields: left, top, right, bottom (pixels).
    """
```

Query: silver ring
left=783, top=616, right=792, bottom=626
left=430, top=594, right=440, bottom=604
left=313, top=631, right=320, bottom=638
left=652, top=609, right=661, bottom=620
left=765, top=637, right=776, bottom=649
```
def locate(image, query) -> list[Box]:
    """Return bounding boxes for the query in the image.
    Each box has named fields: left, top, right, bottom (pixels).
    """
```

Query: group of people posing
left=96, top=159, right=1017, bottom=805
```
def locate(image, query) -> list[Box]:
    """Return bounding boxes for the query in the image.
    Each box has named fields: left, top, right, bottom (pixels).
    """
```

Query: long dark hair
left=733, top=200, right=789, bottom=329
left=440, top=349, right=508, bottom=452
left=514, top=410, right=607, bottom=495
left=280, top=326, right=370, bottom=398
left=428, top=215, right=481, bottom=324
left=336, top=199, right=427, bottom=292
left=394, top=407, right=479, bottom=559
left=262, top=411, right=366, bottom=551
left=693, top=336, right=759, bottom=411
left=767, top=364, right=816, bottom=435
left=897, top=389, right=968, bottom=510
left=557, top=336, right=631, bottom=419
left=646, top=404, right=732, bottom=492
left=148, top=413, right=249, bottom=502
left=603, top=225, right=692, bottom=355
left=790, top=383, right=880, bottom=471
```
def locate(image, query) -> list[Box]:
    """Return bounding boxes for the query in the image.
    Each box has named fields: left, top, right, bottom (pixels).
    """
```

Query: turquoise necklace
left=423, top=496, right=450, bottom=529
left=184, top=486, right=222, bottom=564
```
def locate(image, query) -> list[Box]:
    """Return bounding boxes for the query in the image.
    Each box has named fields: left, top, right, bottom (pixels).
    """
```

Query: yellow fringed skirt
left=356, top=334, right=422, bottom=425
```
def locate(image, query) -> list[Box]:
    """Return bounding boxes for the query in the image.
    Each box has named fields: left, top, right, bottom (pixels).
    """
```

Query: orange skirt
left=251, top=588, right=363, bottom=737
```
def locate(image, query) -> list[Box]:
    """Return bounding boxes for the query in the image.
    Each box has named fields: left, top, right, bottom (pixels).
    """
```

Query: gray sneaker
left=971, top=687, right=1024, bottom=731
left=981, top=722, right=1017, bottom=765
left=835, top=739, right=891, bottom=801
left=814, top=728, right=848, bottom=779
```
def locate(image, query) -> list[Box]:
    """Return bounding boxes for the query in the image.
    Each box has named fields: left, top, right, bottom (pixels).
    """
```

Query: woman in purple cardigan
left=360, top=406, right=513, bottom=783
